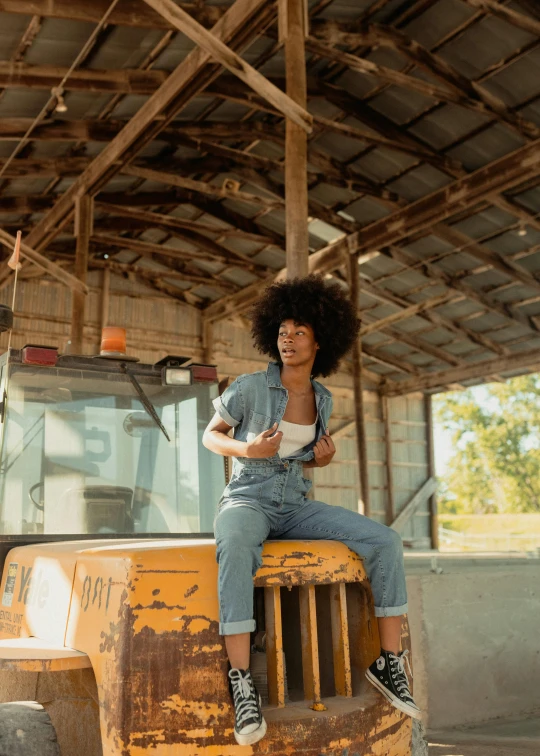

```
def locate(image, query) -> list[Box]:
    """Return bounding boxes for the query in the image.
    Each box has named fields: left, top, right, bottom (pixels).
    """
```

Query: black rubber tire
left=0, top=702, right=60, bottom=756
left=0, top=304, right=13, bottom=334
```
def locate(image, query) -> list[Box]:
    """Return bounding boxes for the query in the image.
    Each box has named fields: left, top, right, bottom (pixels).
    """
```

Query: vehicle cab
left=0, top=322, right=416, bottom=755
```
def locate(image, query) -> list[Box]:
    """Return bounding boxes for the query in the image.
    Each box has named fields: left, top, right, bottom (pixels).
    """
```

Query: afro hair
left=250, top=275, right=360, bottom=378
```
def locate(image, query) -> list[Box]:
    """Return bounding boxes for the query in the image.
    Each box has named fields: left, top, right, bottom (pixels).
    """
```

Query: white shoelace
left=229, top=670, right=259, bottom=728
left=389, top=650, right=414, bottom=698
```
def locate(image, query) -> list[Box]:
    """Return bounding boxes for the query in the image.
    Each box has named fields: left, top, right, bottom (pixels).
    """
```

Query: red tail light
left=22, top=345, right=58, bottom=366
left=191, top=365, right=218, bottom=383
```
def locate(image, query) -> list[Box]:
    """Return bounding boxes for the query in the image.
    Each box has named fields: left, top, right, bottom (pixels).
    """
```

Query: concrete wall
left=405, top=554, right=540, bottom=729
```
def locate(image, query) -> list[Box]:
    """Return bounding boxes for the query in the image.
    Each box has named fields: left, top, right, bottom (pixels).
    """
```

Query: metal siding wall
left=387, top=394, right=431, bottom=546
left=0, top=278, right=200, bottom=363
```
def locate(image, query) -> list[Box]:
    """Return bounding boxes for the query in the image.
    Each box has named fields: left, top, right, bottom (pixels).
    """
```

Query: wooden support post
left=202, top=318, right=213, bottom=364
left=347, top=253, right=370, bottom=517
left=424, top=394, right=439, bottom=549
left=281, top=0, right=309, bottom=278
left=142, top=0, right=312, bottom=133
left=70, top=196, right=93, bottom=354
left=382, top=395, right=395, bottom=526
left=299, top=584, right=321, bottom=704
left=329, top=582, right=352, bottom=697
left=264, top=586, right=285, bottom=707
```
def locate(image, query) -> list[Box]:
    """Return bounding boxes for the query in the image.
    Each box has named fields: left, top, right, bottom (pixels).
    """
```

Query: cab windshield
left=0, top=364, right=225, bottom=536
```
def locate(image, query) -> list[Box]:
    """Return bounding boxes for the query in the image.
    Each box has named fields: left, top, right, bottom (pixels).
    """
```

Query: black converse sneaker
left=365, top=648, right=421, bottom=719
left=228, top=668, right=267, bottom=746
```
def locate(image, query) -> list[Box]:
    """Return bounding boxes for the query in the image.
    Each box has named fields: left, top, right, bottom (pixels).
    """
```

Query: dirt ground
left=428, top=716, right=540, bottom=755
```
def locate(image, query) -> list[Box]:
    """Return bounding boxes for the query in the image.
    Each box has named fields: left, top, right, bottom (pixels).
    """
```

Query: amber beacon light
left=100, top=326, right=127, bottom=357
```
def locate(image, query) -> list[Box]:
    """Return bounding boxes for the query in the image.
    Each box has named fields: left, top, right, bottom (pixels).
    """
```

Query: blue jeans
left=214, top=459, right=408, bottom=635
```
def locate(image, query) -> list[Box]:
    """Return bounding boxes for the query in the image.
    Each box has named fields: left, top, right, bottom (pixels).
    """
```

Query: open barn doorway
left=432, top=373, right=540, bottom=554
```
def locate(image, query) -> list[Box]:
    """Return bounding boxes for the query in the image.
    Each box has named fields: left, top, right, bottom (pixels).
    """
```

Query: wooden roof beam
left=0, top=0, right=224, bottom=29
left=122, top=165, right=285, bottom=210
left=22, top=0, right=278, bottom=255
left=304, top=37, right=540, bottom=137
left=0, top=191, right=239, bottom=214
left=0, top=62, right=168, bottom=94
left=464, top=0, right=540, bottom=37
left=311, top=79, right=463, bottom=177
left=361, top=273, right=511, bottom=357
left=378, top=245, right=535, bottom=334
left=381, top=347, right=540, bottom=396
left=353, top=139, right=540, bottom=253
left=359, top=291, right=458, bottom=336
left=0, top=118, right=283, bottom=144
left=51, top=254, right=238, bottom=294
left=96, top=203, right=276, bottom=244
left=90, top=232, right=267, bottom=274
left=310, top=21, right=540, bottom=140
left=361, top=344, right=421, bottom=376
left=141, top=0, right=312, bottom=133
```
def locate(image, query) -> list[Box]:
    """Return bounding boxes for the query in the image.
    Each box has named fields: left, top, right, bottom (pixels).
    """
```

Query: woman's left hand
left=313, top=428, right=335, bottom=467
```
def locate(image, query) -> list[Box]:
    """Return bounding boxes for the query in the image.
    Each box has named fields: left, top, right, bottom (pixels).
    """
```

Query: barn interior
left=0, top=0, right=539, bottom=746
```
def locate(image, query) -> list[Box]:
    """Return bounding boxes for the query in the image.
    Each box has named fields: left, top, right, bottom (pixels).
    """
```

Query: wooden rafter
left=0, top=0, right=225, bottom=28
left=141, top=0, right=312, bottom=134
left=21, top=0, right=278, bottom=256
left=464, top=0, right=540, bottom=37
left=375, top=246, right=535, bottom=336
left=50, top=254, right=238, bottom=294
left=0, top=0, right=539, bottom=391
left=304, top=37, right=540, bottom=139
left=359, top=291, right=457, bottom=336
left=97, top=204, right=275, bottom=245
left=382, top=348, right=540, bottom=396
left=90, top=233, right=265, bottom=274
left=309, top=21, right=540, bottom=140
left=122, top=165, right=284, bottom=211
left=353, top=141, right=540, bottom=254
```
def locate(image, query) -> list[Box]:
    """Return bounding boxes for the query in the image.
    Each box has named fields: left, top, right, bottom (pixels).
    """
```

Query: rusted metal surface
left=254, top=540, right=368, bottom=587
left=0, top=539, right=412, bottom=755
left=264, top=586, right=285, bottom=708
left=299, top=584, right=322, bottom=706
left=329, top=582, right=352, bottom=698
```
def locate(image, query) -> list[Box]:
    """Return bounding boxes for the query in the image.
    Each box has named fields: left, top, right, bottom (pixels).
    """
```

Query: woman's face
left=277, top=319, right=319, bottom=368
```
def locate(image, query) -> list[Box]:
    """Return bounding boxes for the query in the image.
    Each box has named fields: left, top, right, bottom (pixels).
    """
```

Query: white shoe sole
left=234, top=717, right=267, bottom=746
left=365, top=669, right=422, bottom=720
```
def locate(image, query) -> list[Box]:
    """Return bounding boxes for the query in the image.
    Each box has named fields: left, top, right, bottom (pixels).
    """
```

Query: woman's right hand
left=246, top=422, right=282, bottom=458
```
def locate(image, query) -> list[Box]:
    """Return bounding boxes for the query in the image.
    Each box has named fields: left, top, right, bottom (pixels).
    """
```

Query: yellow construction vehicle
left=0, top=308, right=418, bottom=755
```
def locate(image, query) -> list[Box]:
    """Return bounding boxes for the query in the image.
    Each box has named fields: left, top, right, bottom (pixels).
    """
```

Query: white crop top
left=277, top=418, right=316, bottom=459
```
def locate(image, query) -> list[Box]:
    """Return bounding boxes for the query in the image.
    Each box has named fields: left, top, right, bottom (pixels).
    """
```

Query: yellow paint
left=0, top=538, right=412, bottom=755
left=328, top=738, right=353, bottom=750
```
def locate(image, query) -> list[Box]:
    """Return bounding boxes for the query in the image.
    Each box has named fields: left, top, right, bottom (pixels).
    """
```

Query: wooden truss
left=0, top=0, right=538, bottom=398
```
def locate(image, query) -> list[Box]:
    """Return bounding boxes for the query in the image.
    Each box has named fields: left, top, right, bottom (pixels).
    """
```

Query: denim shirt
left=212, top=362, right=333, bottom=499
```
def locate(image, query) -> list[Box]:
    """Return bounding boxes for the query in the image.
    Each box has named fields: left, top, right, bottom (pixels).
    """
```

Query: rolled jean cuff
left=374, top=602, right=408, bottom=618
left=220, top=618, right=256, bottom=636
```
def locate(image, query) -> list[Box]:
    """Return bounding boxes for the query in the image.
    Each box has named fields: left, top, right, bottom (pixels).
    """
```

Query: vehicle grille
left=256, top=581, right=377, bottom=708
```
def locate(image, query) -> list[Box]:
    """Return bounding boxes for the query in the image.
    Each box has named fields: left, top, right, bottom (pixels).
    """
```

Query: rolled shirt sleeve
left=212, top=377, right=244, bottom=428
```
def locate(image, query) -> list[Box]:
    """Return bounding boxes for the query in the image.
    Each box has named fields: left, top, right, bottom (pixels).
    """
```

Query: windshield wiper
left=120, top=364, right=171, bottom=442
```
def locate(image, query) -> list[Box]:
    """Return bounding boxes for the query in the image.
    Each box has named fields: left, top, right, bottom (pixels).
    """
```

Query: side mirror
left=0, top=304, right=13, bottom=334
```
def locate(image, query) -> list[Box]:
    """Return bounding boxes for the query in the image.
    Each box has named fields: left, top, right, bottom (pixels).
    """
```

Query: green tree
left=434, top=374, right=540, bottom=514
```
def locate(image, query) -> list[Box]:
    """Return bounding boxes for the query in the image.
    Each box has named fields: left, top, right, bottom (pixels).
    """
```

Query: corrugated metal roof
left=0, top=0, right=538, bottom=395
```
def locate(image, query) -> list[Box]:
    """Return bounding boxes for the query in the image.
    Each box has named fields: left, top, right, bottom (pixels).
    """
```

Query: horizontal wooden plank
left=0, top=0, right=224, bottom=28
